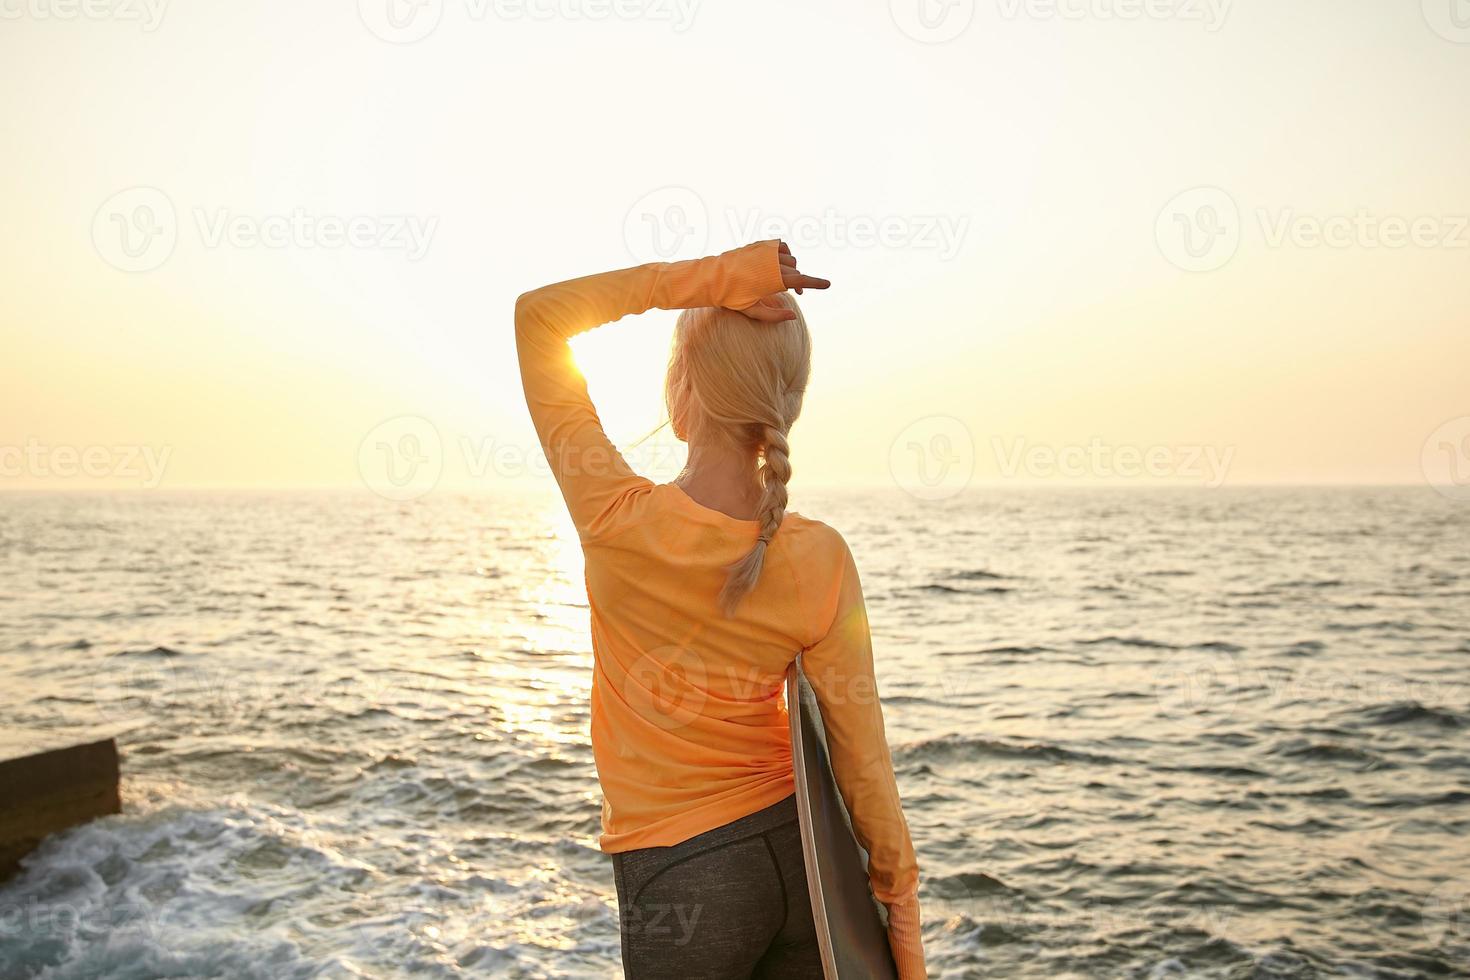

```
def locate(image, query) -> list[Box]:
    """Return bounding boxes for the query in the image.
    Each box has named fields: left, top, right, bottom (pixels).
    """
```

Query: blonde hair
left=665, top=292, right=812, bottom=615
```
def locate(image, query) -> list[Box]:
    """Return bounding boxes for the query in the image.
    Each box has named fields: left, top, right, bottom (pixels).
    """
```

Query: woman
left=515, top=239, right=926, bottom=979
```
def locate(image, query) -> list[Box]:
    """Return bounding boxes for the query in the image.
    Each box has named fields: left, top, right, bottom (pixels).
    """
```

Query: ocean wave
left=1157, top=763, right=1270, bottom=778
left=1268, top=739, right=1388, bottom=768
left=949, top=569, right=1014, bottom=581
left=927, top=870, right=1011, bottom=899
left=1354, top=701, right=1467, bottom=729
left=913, top=583, right=1015, bottom=596
left=1078, top=635, right=1179, bottom=649
left=900, top=734, right=1119, bottom=766
left=937, top=644, right=1052, bottom=658
left=108, top=645, right=184, bottom=659
left=1324, top=619, right=1421, bottom=633
left=0, top=800, right=373, bottom=980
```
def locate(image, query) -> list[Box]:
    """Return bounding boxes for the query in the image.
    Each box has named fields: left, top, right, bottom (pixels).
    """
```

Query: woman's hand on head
left=776, top=241, right=829, bottom=295
left=734, top=241, right=829, bottom=323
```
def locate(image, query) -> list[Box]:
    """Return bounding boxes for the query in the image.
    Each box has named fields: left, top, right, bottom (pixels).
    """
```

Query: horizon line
left=0, top=480, right=1439, bottom=494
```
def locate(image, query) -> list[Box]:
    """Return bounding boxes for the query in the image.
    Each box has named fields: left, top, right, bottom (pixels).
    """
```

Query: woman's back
left=515, top=239, right=925, bottom=977
left=581, top=481, right=845, bottom=852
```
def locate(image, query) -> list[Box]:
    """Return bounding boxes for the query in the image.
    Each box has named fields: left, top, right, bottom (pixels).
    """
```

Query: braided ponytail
left=718, top=423, right=793, bottom=615
left=666, top=293, right=812, bottom=616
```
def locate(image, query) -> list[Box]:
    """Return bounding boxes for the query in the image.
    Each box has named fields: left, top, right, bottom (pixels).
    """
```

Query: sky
left=2, top=0, right=1468, bottom=495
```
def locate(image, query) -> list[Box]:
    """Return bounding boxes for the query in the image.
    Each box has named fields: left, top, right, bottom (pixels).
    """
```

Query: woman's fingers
left=772, top=240, right=826, bottom=296
left=781, top=270, right=831, bottom=292
left=741, top=296, right=797, bottom=322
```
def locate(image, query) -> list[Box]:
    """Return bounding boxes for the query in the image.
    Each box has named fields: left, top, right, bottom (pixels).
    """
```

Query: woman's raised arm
left=513, top=240, right=791, bottom=537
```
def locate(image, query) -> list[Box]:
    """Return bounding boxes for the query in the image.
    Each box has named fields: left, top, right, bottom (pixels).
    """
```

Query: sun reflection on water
left=468, top=501, right=596, bottom=752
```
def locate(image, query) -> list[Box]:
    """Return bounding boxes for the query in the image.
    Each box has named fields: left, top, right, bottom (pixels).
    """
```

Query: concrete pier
left=0, top=732, right=121, bottom=882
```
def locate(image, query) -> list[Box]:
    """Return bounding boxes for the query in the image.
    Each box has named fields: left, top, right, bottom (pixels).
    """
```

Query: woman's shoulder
left=778, top=511, right=852, bottom=563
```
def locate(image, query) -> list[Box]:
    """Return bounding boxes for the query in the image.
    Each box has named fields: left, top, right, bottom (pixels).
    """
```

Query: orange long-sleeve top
left=514, top=240, right=926, bottom=978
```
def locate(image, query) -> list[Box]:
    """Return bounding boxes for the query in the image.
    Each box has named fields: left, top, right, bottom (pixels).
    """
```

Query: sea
left=1, top=487, right=1467, bottom=979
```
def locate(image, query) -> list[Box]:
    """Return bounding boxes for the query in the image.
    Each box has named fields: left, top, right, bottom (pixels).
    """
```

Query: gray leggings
left=612, top=794, right=822, bottom=979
